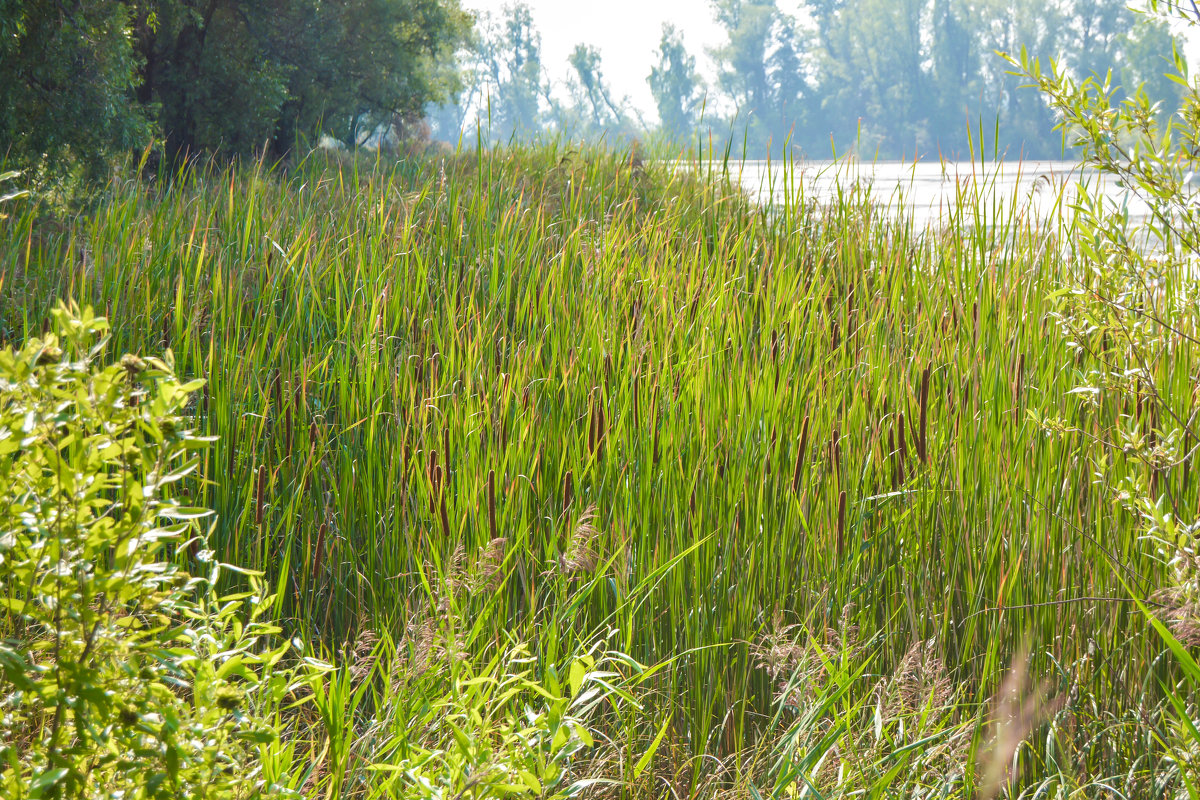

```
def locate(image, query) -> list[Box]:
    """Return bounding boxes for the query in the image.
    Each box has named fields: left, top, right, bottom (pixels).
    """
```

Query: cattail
left=791, top=416, right=809, bottom=495
left=439, top=488, right=451, bottom=538
left=1013, top=352, right=1025, bottom=407
left=897, top=413, right=908, bottom=485
left=771, top=330, right=780, bottom=391
left=443, top=427, right=451, bottom=473
left=652, top=398, right=661, bottom=464
left=633, top=371, right=641, bottom=429
left=830, top=428, right=840, bottom=476
left=889, top=426, right=899, bottom=490
left=917, top=366, right=930, bottom=464
left=255, top=464, right=268, bottom=526
left=587, top=399, right=597, bottom=455
left=227, top=421, right=238, bottom=479
left=972, top=301, right=979, bottom=343
left=285, top=386, right=294, bottom=454
left=313, top=522, right=327, bottom=584
left=429, top=451, right=442, bottom=518
left=597, top=400, right=607, bottom=459
left=767, top=427, right=777, bottom=475
left=563, top=470, right=574, bottom=511
left=836, top=490, right=846, bottom=558
left=488, top=469, right=497, bottom=540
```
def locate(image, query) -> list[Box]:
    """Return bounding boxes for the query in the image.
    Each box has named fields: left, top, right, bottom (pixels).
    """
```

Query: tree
left=1116, top=15, right=1187, bottom=112
left=136, top=0, right=473, bottom=160
left=709, top=0, right=777, bottom=142
left=0, top=0, right=473, bottom=174
left=766, top=14, right=809, bottom=147
left=648, top=24, right=705, bottom=141
left=477, top=2, right=548, bottom=141
left=0, top=0, right=150, bottom=178
left=564, top=44, right=635, bottom=137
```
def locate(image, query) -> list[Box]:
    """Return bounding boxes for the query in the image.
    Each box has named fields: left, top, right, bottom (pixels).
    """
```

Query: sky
left=463, top=0, right=729, bottom=121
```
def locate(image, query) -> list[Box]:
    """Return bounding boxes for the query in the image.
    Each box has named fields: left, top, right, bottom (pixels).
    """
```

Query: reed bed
left=1, top=144, right=1192, bottom=797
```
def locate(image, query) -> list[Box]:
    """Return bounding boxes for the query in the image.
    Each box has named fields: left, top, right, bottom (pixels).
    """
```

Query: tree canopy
left=0, top=0, right=472, bottom=175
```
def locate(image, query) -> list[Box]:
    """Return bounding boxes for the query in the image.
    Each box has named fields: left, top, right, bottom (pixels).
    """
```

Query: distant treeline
left=0, top=0, right=1186, bottom=180
left=430, top=0, right=1186, bottom=160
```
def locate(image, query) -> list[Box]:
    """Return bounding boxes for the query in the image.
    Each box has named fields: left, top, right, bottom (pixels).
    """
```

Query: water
left=726, top=160, right=1150, bottom=229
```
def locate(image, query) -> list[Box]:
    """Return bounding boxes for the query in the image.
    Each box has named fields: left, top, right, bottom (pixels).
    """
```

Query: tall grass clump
left=3, top=124, right=1200, bottom=793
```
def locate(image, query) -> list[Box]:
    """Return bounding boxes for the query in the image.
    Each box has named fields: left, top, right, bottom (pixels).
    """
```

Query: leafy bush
left=0, top=304, right=307, bottom=799
left=1010, top=1, right=1200, bottom=792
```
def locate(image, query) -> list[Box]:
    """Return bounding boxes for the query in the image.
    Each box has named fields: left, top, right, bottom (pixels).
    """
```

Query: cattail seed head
left=836, top=491, right=846, bottom=557
left=255, top=465, right=268, bottom=527
left=488, top=469, right=497, bottom=540
left=792, top=415, right=809, bottom=495
left=917, top=366, right=930, bottom=464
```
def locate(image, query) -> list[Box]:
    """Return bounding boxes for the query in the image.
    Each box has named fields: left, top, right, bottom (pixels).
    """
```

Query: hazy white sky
left=463, top=0, right=729, bottom=121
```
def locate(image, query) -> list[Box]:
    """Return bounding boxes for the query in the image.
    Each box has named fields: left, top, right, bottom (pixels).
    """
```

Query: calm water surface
left=726, top=160, right=1148, bottom=229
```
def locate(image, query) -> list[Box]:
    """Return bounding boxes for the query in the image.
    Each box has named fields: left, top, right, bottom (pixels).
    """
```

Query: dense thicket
left=0, top=0, right=471, bottom=175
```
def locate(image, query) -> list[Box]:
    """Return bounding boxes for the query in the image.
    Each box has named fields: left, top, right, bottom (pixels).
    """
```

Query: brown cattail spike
left=917, top=366, right=930, bottom=464
left=255, top=465, right=268, bottom=526
left=429, top=450, right=441, bottom=500
left=836, top=491, right=847, bottom=558
left=488, top=469, right=497, bottom=540
left=793, top=415, right=810, bottom=496
left=1013, top=352, right=1025, bottom=408
left=633, top=371, right=641, bottom=429
left=597, top=400, right=607, bottom=459
left=587, top=398, right=597, bottom=456
left=313, top=522, right=328, bottom=584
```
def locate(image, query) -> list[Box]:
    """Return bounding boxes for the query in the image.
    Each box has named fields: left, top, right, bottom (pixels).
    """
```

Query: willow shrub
left=0, top=303, right=307, bottom=799
left=1010, top=0, right=1200, bottom=789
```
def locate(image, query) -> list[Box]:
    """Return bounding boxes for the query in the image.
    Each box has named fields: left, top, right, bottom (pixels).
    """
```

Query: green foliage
left=1008, top=1, right=1200, bottom=791
left=375, top=642, right=619, bottom=799
left=0, top=304, right=307, bottom=798
left=140, top=0, right=473, bottom=159
left=0, top=0, right=473, bottom=176
left=0, top=0, right=151, bottom=179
